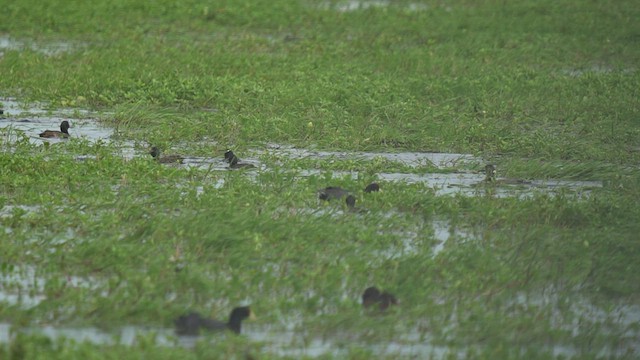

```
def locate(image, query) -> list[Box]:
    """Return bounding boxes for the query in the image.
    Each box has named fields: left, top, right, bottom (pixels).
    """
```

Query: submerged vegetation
left=0, top=0, right=639, bottom=358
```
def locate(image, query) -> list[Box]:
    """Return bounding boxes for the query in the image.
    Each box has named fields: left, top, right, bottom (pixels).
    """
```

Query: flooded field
left=1, top=2, right=638, bottom=355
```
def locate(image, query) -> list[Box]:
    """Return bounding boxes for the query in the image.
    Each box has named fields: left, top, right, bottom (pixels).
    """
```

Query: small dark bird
left=362, top=286, right=398, bottom=311
left=345, top=195, right=357, bottom=208
left=39, top=121, right=71, bottom=138
left=175, top=306, right=254, bottom=336
left=150, top=146, right=184, bottom=164
left=318, top=186, right=350, bottom=201
left=319, top=183, right=380, bottom=201
left=364, top=183, right=381, bottom=193
left=224, top=150, right=255, bottom=169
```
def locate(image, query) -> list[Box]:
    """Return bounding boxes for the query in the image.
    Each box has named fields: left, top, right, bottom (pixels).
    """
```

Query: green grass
left=1, top=0, right=639, bottom=358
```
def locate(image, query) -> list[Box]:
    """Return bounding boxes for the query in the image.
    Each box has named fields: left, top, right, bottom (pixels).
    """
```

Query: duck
left=175, top=306, right=254, bottom=336
left=318, top=182, right=381, bottom=201
left=345, top=195, right=368, bottom=213
left=224, top=150, right=255, bottom=169
left=364, top=183, right=380, bottom=193
left=362, top=286, right=398, bottom=311
left=150, top=146, right=184, bottom=164
left=39, top=121, right=71, bottom=138
left=484, top=164, right=530, bottom=185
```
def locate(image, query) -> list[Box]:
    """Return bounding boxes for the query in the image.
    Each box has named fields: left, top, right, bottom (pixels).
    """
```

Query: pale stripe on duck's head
left=224, top=150, right=236, bottom=162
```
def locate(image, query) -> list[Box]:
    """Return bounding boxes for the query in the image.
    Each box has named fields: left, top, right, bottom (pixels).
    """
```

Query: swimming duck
left=150, top=146, right=184, bottom=164
left=318, top=183, right=380, bottom=201
left=224, top=150, right=255, bottom=169
left=484, top=164, right=530, bottom=185
left=362, top=286, right=398, bottom=311
left=364, top=183, right=380, bottom=193
left=39, top=121, right=71, bottom=138
left=175, top=306, right=254, bottom=336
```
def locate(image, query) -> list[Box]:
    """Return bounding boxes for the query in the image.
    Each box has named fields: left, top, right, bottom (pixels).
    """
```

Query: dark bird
left=224, top=150, right=255, bottom=169
left=484, top=164, right=530, bottom=185
left=39, top=121, right=71, bottom=138
left=364, top=183, right=381, bottom=193
left=175, top=306, right=254, bottom=336
left=362, top=286, right=398, bottom=311
left=318, top=186, right=350, bottom=201
left=345, top=195, right=357, bottom=209
left=318, top=183, right=380, bottom=201
left=150, top=146, right=184, bottom=164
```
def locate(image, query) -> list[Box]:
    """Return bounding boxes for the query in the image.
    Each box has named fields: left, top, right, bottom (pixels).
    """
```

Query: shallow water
left=0, top=264, right=102, bottom=308
left=0, top=36, right=84, bottom=56
left=261, top=143, right=477, bottom=169
left=318, top=0, right=429, bottom=13
left=0, top=306, right=636, bottom=358
left=0, top=98, right=604, bottom=200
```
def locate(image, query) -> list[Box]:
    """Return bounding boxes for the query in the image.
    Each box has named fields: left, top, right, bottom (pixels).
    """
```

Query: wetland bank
left=1, top=0, right=639, bottom=359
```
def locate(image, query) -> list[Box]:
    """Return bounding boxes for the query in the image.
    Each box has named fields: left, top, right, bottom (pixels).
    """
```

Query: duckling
left=150, top=146, right=184, bottom=164
left=175, top=306, right=254, bottom=336
left=39, top=121, right=71, bottom=138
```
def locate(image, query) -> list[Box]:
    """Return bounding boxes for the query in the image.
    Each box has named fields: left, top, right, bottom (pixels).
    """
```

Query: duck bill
left=249, top=310, right=257, bottom=321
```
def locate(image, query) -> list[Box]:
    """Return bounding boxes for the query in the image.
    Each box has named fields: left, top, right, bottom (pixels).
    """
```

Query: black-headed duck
left=39, top=121, right=71, bottom=138
left=362, top=286, right=398, bottom=311
left=224, top=150, right=255, bottom=169
left=318, top=182, right=380, bottom=201
left=175, top=306, right=254, bottom=336
left=150, top=146, right=184, bottom=164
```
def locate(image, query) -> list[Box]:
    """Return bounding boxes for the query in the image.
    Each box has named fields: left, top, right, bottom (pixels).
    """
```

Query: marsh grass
left=1, top=0, right=639, bottom=358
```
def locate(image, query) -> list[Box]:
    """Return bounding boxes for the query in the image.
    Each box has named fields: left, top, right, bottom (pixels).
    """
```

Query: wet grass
left=1, top=0, right=640, bottom=358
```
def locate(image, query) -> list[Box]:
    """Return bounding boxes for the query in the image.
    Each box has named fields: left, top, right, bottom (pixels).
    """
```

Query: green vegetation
left=1, top=0, right=639, bottom=358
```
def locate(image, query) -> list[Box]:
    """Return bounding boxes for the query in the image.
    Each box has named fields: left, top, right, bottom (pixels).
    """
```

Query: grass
left=1, top=0, right=639, bottom=358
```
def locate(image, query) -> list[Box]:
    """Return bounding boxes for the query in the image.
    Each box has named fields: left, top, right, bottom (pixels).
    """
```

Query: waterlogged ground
left=1, top=0, right=640, bottom=359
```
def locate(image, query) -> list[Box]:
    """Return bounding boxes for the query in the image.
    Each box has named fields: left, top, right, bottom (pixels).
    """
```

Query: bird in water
left=362, top=286, right=398, bottom=311
left=175, top=306, right=255, bottom=336
left=149, top=146, right=184, bottom=164
left=39, top=121, right=71, bottom=138
left=318, top=182, right=380, bottom=201
left=224, top=150, right=255, bottom=169
left=484, top=164, right=530, bottom=184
